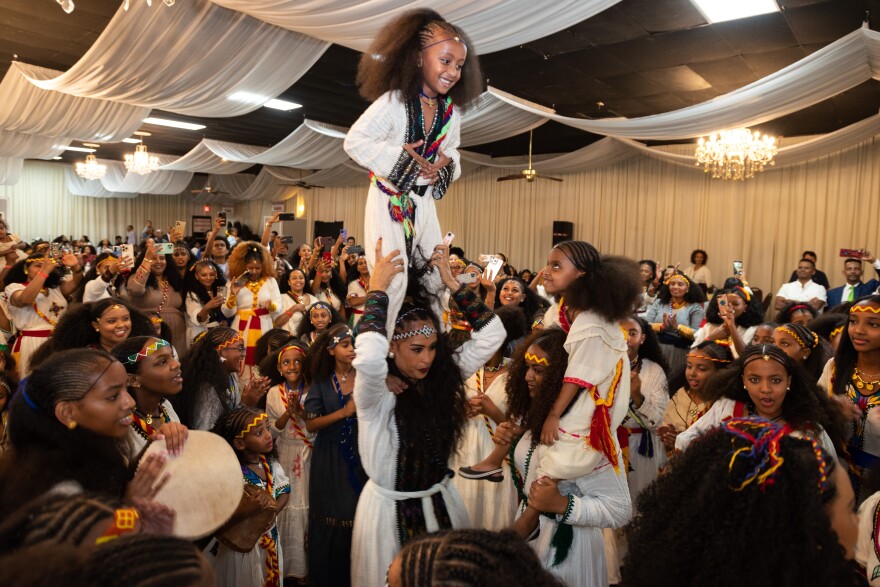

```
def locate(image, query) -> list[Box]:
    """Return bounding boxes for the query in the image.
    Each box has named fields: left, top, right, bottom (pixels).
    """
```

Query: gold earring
left=67, top=420, right=78, bottom=430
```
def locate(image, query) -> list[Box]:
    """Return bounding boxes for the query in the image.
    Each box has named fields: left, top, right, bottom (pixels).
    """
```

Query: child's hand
left=658, top=424, right=679, bottom=451
left=341, top=397, right=356, bottom=418
left=541, top=414, right=561, bottom=446
left=386, top=374, right=409, bottom=395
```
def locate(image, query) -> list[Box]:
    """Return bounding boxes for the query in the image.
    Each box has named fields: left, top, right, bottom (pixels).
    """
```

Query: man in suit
left=826, top=252, right=880, bottom=309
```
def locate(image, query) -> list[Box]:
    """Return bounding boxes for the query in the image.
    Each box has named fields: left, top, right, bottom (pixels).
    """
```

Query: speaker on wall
left=552, top=221, right=573, bottom=246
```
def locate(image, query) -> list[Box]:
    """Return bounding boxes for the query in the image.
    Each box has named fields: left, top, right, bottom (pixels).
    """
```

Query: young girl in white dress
left=275, top=268, right=318, bottom=337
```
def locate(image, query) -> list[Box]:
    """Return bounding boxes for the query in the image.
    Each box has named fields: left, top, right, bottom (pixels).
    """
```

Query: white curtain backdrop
left=65, top=166, right=137, bottom=198
left=26, top=0, right=330, bottom=117
left=265, top=161, right=368, bottom=187
left=0, top=130, right=69, bottom=159
left=98, top=158, right=193, bottom=195
left=0, top=158, right=23, bottom=186
left=191, top=173, right=259, bottom=202
left=0, top=62, right=149, bottom=142
left=207, top=0, right=620, bottom=54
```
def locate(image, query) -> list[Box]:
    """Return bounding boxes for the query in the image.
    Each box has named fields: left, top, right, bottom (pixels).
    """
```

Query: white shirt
left=776, top=279, right=827, bottom=304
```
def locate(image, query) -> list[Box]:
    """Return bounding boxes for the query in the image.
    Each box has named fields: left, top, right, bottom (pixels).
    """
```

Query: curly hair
left=0, top=349, right=130, bottom=518
left=493, top=277, right=549, bottom=326
left=832, top=295, right=880, bottom=397
left=396, top=528, right=564, bottom=586
left=690, top=249, right=708, bottom=264
left=775, top=301, right=818, bottom=324
left=227, top=241, right=274, bottom=280
left=306, top=323, right=354, bottom=383
left=171, top=327, right=240, bottom=428
left=5, top=253, right=65, bottom=289
left=278, top=267, right=310, bottom=295
left=703, top=344, right=847, bottom=453
left=356, top=9, right=484, bottom=109
left=704, top=287, right=764, bottom=328
left=259, top=337, right=308, bottom=387
left=553, top=242, right=643, bottom=321
left=48, top=299, right=155, bottom=354
left=655, top=272, right=708, bottom=305
left=623, top=419, right=857, bottom=587
left=182, top=258, right=227, bottom=303
left=492, top=304, right=530, bottom=359
left=505, top=327, right=569, bottom=438
left=631, top=316, right=671, bottom=377
left=295, top=301, right=345, bottom=340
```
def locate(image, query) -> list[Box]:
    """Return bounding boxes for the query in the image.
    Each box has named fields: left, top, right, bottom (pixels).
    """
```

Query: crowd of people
left=3, top=7, right=880, bottom=587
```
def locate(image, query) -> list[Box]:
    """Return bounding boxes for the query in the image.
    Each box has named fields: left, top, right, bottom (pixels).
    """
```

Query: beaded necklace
left=669, top=299, right=686, bottom=313
left=155, top=276, right=169, bottom=314
left=130, top=403, right=170, bottom=441
left=280, top=381, right=313, bottom=449
left=246, top=278, right=266, bottom=300
left=853, top=368, right=880, bottom=392
left=32, top=301, right=57, bottom=326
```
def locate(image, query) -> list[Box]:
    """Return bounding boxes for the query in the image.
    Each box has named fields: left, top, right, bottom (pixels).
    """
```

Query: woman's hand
left=492, top=421, right=523, bottom=446
left=479, top=270, right=496, bottom=292
left=370, top=238, right=404, bottom=292
left=469, top=393, right=498, bottom=417
left=528, top=477, right=569, bottom=515
left=229, top=275, right=244, bottom=296
left=205, top=294, right=224, bottom=310
left=153, top=423, right=188, bottom=456
left=657, top=424, right=679, bottom=451
left=386, top=374, right=409, bottom=395
left=431, top=244, right=459, bottom=291
left=241, top=377, right=270, bottom=408
left=341, top=396, right=356, bottom=418
left=540, top=414, right=561, bottom=446
left=126, top=451, right=170, bottom=501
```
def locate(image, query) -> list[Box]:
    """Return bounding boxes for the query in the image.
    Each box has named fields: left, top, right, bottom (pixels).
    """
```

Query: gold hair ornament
left=524, top=352, right=549, bottom=365
left=235, top=413, right=268, bottom=439
left=850, top=305, right=880, bottom=314
left=216, top=333, right=243, bottom=351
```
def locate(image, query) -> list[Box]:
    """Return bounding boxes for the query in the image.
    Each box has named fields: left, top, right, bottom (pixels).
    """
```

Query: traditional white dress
left=228, top=278, right=283, bottom=368
left=5, top=283, right=68, bottom=377
left=449, top=370, right=517, bottom=530
left=350, top=290, right=504, bottom=587
left=315, top=287, right=343, bottom=315
left=266, top=382, right=315, bottom=579
left=278, top=291, right=318, bottom=337
left=213, top=457, right=290, bottom=587
left=344, top=90, right=461, bottom=331
left=83, top=277, right=115, bottom=302
left=127, top=399, right=180, bottom=456
left=513, top=432, right=632, bottom=587
left=185, top=291, right=234, bottom=347
left=346, top=279, right=368, bottom=327
left=856, top=491, right=880, bottom=585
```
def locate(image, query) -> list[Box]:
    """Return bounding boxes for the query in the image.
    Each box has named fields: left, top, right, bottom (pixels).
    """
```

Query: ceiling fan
left=280, top=179, right=324, bottom=190
left=191, top=184, right=230, bottom=195
left=497, top=129, right=563, bottom=183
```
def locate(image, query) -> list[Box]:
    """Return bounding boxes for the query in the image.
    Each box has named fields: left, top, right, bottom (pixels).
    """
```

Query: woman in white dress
left=184, top=259, right=233, bottom=346
left=274, top=268, right=318, bottom=337
left=350, top=241, right=504, bottom=587
left=691, top=285, right=761, bottom=357
left=346, top=256, right=370, bottom=327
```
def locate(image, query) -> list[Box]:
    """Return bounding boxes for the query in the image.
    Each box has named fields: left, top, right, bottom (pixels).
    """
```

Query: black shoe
left=458, top=466, right=503, bottom=482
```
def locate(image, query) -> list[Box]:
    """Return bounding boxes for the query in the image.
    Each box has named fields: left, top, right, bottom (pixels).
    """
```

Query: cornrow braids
left=83, top=533, right=207, bottom=587
left=775, top=323, right=833, bottom=382
left=110, top=336, right=161, bottom=374
left=254, top=328, right=293, bottom=367
left=172, top=327, right=240, bottom=428
left=212, top=407, right=264, bottom=450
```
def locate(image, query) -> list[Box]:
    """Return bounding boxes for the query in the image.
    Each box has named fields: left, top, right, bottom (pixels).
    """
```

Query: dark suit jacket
left=789, top=269, right=830, bottom=289
left=826, top=280, right=880, bottom=309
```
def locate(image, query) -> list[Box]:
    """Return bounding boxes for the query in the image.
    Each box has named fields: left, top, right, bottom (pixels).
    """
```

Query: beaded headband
left=742, top=344, right=788, bottom=367
left=329, top=328, right=353, bottom=349
left=235, top=413, right=268, bottom=439
left=422, top=35, right=468, bottom=52
left=687, top=342, right=732, bottom=363
left=524, top=352, right=549, bottom=365
left=775, top=325, right=818, bottom=350
left=663, top=274, right=690, bottom=287
left=216, top=333, right=243, bottom=351
left=850, top=304, right=880, bottom=314
left=392, top=324, right=437, bottom=341
left=98, top=303, right=126, bottom=318
left=788, top=304, right=811, bottom=313
left=277, top=343, right=308, bottom=365
left=96, top=256, right=117, bottom=270
left=830, top=326, right=844, bottom=339
left=309, top=301, right=332, bottom=316
left=396, top=307, right=429, bottom=325
left=732, top=286, right=751, bottom=302
left=122, top=339, right=170, bottom=366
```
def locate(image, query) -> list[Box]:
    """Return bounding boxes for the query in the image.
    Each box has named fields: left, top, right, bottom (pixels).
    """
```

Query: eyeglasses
left=222, top=346, right=246, bottom=354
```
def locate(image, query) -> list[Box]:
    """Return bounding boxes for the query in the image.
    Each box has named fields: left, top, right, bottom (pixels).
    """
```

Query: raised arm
left=261, top=212, right=281, bottom=247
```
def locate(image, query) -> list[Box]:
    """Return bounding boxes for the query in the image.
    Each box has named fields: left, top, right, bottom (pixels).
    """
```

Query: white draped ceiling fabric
left=25, top=0, right=329, bottom=117
left=0, top=130, right=68, bottom=160
left=158, top=143, right=255, bottom=175
left=207, top=0, right=622, bottom=54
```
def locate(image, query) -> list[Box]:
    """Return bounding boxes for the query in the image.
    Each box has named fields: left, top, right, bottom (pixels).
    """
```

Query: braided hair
left=0, top=349, right=130, bottom=517
left=396, top=528, right=563, bottom=586
left=212, top=406, right=278, bottom=461
left=669, top=340, right=733, bottom=395
left=553, top=241, right=643, bottom=321
left=50, top=299, right=155, bottom=353
left=84, top=534, right=208, bottom=587
left=774, top=322, right=832, bottom=382
left=775, top=301, right=818, bottom=325
left=172, top=327, right=240, bottom=428
left=832, top=295, right=880, bottom=397
left=254, top=328, right=294, bottom=367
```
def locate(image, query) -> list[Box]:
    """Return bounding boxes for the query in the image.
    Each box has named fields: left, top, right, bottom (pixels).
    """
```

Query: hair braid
left=84, top=534, right=205, bottom=586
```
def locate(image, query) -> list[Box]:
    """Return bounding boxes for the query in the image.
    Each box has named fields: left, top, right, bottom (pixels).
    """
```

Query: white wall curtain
left=98, top=159, right=193, bottom=195
left=0, top=158, right=23, bottom=186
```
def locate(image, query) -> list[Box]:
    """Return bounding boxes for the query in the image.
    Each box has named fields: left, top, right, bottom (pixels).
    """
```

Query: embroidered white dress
left=344, top=90, right=461, bottom=331
left=185, top=292, right=234, bottom=347
left=229, top=278, right=283, bottom=368
left=278, top=292, right=318, bottom=337
left=856, top=491, right=880, bottom=585
left=127, top=399, right=180, bottom=456
left=350, top=306, right=504, bottom=587
left=449, top=370, right=517, bottom=530
left=5, top=283, right=68, bottom=377
left=346, top=279, right=368, bottom=327
left=266, top=383, right=315, bottom=579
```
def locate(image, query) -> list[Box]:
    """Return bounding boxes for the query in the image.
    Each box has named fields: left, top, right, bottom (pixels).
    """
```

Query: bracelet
left=558, top=494, right=575, bottom=524
left=3, top=265, right=11, bottom=270
left=37, top=271, right=49, bottom=280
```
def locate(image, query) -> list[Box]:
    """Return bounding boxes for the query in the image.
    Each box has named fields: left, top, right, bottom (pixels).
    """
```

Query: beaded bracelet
left=558, top=494, right=575, bottom=524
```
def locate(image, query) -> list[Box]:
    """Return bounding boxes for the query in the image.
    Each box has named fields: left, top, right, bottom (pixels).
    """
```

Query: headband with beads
left=122, top=339, right=170, bottom=366
left=98, top=303, right=126, bottom=318
left=235, top=413, right=268, bottom=439
left=329, top=328, right=353, bottom=349
left=216, top=333, right=243, bottom=351
left=686, top=340, right=733, bottom=363
left=422, top=35, right=468, bottom=52
left=277, top=343, right=308, bottom=365
left=663, top=274, right=691, bottom=288
left=850, top=304, right=880, bottom=314
left=309, top=301, right=332, bottom=316
left=96, top=256, right=118, bottom=271
left=731, top=286, right=752, bottom=302
left=830, top=326, right=844, bottom=339
left=392, top=324, right=437, bottom=341
left=775, top=325, right=818, bottom=350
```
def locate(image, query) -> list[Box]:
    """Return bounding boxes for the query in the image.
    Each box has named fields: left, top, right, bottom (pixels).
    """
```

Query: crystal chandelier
left=124, top=143, right=160, bottom=175
left=694, top=128, right=778, bottom=180
left=74, top=154, right=107, bottom=180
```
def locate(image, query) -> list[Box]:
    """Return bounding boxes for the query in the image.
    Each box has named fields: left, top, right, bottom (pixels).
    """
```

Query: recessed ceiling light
left=691, top=0, right=779, bottom=23
left=143, top=117, right=206, bottom=131
left=122, top=138, right=143, bottom=144
left=52, top=156, right=63, bottom=160
left=82, top=142, right=101, bottom=148
left=62, top=146, right=96, bottom=153
left=264, top=98, right=302, bottom=111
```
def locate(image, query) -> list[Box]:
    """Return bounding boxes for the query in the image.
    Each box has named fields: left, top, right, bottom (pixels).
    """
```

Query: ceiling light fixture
left=75, top=154, right=107, bottom=180
left=122, top=138, right=143, bottom=144
left=125, top=143, right=160, bottom=175
left=229, top=92, right=302, bottom=112
left=62, top=146, right=96, bottom=153
left=143, top=117, right=205, bottom=131
left=52, top=156, right=63, bottom=160
left=265, top=99, right=302, bottom=111
left=690, top=0, right=779, bottom=24
left=694, top=127, right=778, bottom=180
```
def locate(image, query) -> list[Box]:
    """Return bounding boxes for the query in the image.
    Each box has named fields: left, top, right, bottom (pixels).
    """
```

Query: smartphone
left=340, top=228, right=348, bottom=240
left=121, top=244, right=135, bottom=266
left=478, top=254, right=495, bottom=265
left=348, top=245, right=364, bottom=255
left=457, top=271, right=478, bottom=284
left=280, top=236, right=294, bottom=244
left=321, top=236, right=334, bottom=250
left=732, top=260, right=743, bottom=276
left=485, top=257, right=504, bottom=281
left=159, top=242, right=175, bottom=255
left=840, top=248, right=864, bottom=259
left=322, top=251, right=333, bottom=264
left=215, top=285, right=228, bottom=299
left=173, top=220, right=186, bottom=236
left=717, top=294, right=729, bottom=309
left=278, top=213, right=296, bottom=221
left=443, top=231, right=455, bottom=246
left=218, top=212, right=227, bottom=226
left=49, top=242, right=61, bottom=258
left=112, top=245, right=121, bottom=255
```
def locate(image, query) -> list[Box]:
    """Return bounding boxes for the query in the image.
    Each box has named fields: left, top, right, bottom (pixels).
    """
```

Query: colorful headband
left=723, top=418, right=792, bottom=492
left=788, top=304, right=811, bottom=313
left=149, top=315, right=163, bottom=325
left=732, top=286, right=751, bottom=302
left=309, top=301, right=332, bottom=315
left=524, top=352, right=549, bottom=365
left=830, top=326, right=844, bottom=339
left=741, top=344, right=788, bottom=367
left=850, top=305, right=880, bottom=314
left=329, top=328, right=353, bottom=349
left=235, top=413, right=268, bottom=439
left=277, top=343, right=308, bottom=365
left=775, top=325, right=818, bottom=350
left=422, top=35, right=467, bottom=51
left=392, top=324, right=437, bottom=341
left=122, top=339, right=170, bottom=366
left=96, top=257, right=117, bottom=270
left=663, top=274, right=690, bottom=287
left=686, top=352, right=732, bottom=364
left=216, top=333, right=243, bottom=351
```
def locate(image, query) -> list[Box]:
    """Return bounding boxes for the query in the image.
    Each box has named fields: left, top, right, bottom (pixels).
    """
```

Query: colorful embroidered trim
left=216, top=333, right=243, bottom=351
left=562, top=377, right=592, bottom=388
left=235, top=412, right=268, bottom=439
left=308, top=301, right=332, bottom=316
left=524, top=352, right=549, bottom=365
left=423, top=99, right=454, bottom=161
left=276, top=343, right=308, bottom=365
left=95, top=508, right=140, bottom=545
left=558, top=297, right=571, bottom=334
left=851, top=305, right=880, bottom=314
left=776, top=325, right=818, bottom=350
left=722, top=417, right=792, bottom=491
left=122, top=339, right=170, bottom=366
left=130, top=404, right=170, bottom=441
left=32, top=302, right=58, bottom=327
left=830, top=326, right=844, bottom=339
left=371, top=171, right=416, bottom=238
left=391, top=324, right=436, bottom=341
